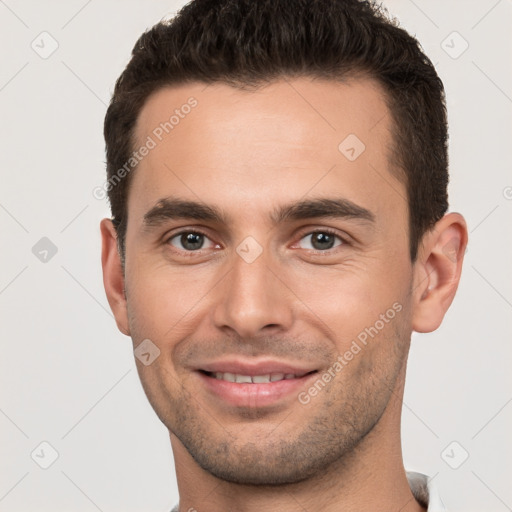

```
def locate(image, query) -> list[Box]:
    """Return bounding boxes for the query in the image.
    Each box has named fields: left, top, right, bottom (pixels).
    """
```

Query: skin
left=100, top=77, right=467, bottom=512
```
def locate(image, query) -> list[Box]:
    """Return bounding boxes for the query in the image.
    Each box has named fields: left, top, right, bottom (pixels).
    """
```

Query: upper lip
left=197, top=359, right=318, bottom=377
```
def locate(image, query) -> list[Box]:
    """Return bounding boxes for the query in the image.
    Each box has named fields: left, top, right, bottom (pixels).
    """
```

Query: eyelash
left=164, top=228, right=349, bottom=255
left=293, top=228, right=348, bottom=253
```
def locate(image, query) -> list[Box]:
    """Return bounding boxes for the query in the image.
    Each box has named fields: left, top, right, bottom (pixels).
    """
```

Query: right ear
left=100, top=218, right=130, bottom=336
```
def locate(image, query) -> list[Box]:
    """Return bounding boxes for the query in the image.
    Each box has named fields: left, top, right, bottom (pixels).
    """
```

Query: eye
left=296, top=230, right=345, bottom=251
left=166, top=230, right=217, bottom=252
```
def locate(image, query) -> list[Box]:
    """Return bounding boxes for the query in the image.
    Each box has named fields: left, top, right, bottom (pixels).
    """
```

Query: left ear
left=412, top=212, right=468, bottom=333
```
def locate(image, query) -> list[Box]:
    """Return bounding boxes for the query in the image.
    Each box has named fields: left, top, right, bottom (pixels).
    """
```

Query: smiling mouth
left=199, top=369, right=317, bottom=383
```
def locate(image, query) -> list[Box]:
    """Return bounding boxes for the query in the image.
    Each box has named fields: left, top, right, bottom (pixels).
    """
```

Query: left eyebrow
left=141, top=196, right=376, bottom=231
left=271, top=197, right=375, bottom=225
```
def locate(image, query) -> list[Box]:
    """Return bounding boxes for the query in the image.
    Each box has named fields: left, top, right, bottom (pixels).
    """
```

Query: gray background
left=0, top=0, right=511, bottom=510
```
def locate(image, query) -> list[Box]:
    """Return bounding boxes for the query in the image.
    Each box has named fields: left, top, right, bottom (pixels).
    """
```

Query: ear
left=100, top=218, right=130, bottom=336
left=411, top=212, right=468, bottom=333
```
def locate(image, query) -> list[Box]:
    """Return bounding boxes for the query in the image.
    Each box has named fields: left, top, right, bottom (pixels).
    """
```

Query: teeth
left=252, top=374, right=271, bottom=383
left=211, top=372, right=300, bottom=383
left=235, top=374, right=252, bottom=383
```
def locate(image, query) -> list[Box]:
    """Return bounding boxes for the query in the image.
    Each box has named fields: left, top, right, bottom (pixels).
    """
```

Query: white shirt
left=407, top=471, right=447, bottom=511
left=170, top=472, right=446, bottom=511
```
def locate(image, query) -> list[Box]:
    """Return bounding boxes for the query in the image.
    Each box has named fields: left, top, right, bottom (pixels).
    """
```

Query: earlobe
left=412, top=212, right=468, bottom=333
left=100, top=218, right=131, bottom=336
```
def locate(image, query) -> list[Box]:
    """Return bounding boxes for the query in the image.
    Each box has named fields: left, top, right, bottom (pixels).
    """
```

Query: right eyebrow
left=142, top=198, right=228, bottom=230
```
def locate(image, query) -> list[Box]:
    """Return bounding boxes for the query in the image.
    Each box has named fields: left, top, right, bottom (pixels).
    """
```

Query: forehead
left=129, top=77, right=404, bottom=227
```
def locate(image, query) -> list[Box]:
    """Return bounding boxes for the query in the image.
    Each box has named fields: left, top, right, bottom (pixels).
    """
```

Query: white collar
left=407, top=471, right=447, bottom=511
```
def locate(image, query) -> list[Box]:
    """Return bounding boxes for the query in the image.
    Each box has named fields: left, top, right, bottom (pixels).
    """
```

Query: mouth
left=195, top=363, right=319, bottom=408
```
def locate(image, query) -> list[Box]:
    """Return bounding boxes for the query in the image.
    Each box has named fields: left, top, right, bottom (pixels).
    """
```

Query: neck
left=169, top=374, right=426, bottom=512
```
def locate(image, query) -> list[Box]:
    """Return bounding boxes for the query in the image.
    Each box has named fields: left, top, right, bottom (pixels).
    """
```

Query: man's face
left=122, top=78, right=415, bottom=484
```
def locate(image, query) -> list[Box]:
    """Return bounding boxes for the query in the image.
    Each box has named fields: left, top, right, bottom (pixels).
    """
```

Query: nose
left=212, top=242, right=294, bottom=339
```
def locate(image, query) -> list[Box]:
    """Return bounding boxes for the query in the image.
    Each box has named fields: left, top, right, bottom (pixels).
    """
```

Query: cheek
left=125, top=238, right=411, bottom=344
left=287, top=265, right=412, bottom=386
left=286, top=261, right=405, bottom=328
left=329, top=306, right=409, bottom=406
left=126, top=264, right=217, bottom=340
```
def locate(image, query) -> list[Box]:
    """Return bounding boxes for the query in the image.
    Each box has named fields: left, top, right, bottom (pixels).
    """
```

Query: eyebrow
left=142, top=196, right=375, bottom=230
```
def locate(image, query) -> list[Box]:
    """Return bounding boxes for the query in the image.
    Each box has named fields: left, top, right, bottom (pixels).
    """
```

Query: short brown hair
left=104, top=0, right=449, bottom=265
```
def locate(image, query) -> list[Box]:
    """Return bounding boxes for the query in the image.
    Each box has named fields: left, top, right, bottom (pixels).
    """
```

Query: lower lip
left=196, top=371, right=318, bottom=408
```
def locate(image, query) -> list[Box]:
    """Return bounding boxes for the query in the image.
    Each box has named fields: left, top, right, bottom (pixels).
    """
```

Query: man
left=100, top=0, right=468, bottom=510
